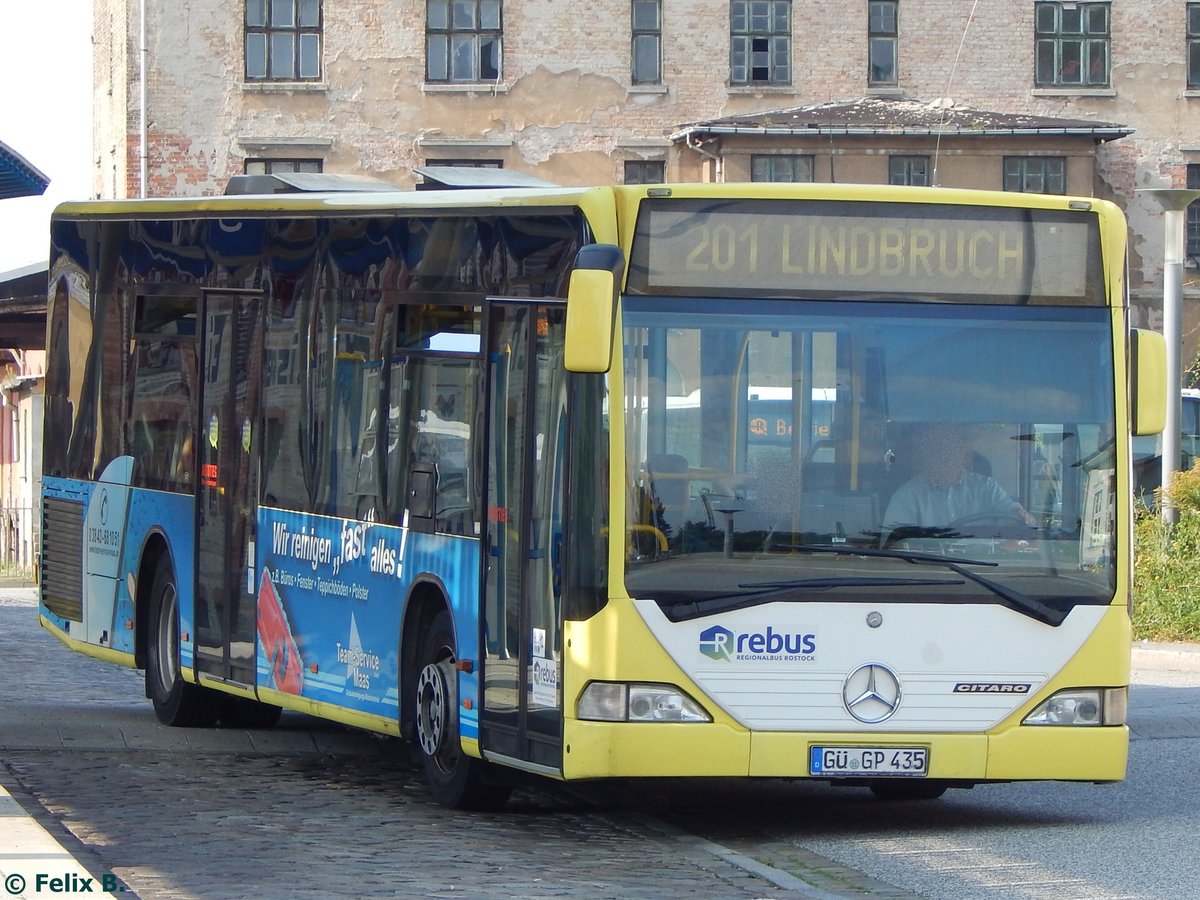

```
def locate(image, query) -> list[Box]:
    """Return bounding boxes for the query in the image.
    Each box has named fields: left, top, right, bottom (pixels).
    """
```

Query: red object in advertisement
left=257, top=569, right=304, bottom=695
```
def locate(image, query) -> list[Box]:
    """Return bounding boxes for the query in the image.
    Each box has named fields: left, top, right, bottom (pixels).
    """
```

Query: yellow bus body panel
left=561, top=601, right=1130, bottom=783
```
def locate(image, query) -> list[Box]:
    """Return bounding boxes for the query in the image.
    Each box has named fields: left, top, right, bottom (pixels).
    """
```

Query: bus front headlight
left=1022, top=688, right=1126, bottom=726
left=577, top=682, right=711, bottom=723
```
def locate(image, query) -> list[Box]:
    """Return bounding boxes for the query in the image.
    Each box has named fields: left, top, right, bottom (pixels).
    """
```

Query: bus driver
left=883, top=423, right=1037, bottom=542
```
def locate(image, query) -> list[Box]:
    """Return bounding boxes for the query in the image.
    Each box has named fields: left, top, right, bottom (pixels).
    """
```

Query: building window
left=245, top=0, right=322, bottom=82
left=624, top=161, right=665, bottom=184
left=1035, top=1, right=1110, bottom=87
left=245, top=158, right=323, bottom=175
left=868, top=1, right=898, bottom=86
left=731, top=1, right=791, bottom=85
left=424, top=159, right=503, bottom=168
left=427, top=0, right=502, bottom=83
left=1189, top=4, right=1200, bottom=89
left=751, top=155, right=813, bottom=182
left=1187, top=165, right=1200, bottom=259
left=1003, top=157, right=1066, bottom=194
left=632, top=0, right=662, bottom=84
left=889, top=155, right=928, bottom=186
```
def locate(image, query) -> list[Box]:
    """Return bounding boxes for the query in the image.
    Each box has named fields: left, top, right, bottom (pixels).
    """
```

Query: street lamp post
left=1140, top=189, right=1200, bottom=524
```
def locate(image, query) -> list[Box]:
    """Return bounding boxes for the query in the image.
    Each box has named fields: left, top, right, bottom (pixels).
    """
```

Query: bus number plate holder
left=809, top=745, right=928, bottom=777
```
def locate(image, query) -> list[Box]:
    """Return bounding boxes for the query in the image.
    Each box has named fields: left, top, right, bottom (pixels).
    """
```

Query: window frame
left=868, top=0, right=898, bottom=86
left=1034, top=1, right=1110, bottom=88
left=1189, top=4, right=1200, bottom=89
left=244, top=158, right=323, bottom=175
left=1186, top=164, right=1200, bottom=260
left=750, top=154, right=814, bottom=183
left=423, top=158, right=504, bottom=168
left=730, top=0, right=792, bottom=86
left=632, top=0, right=663, bottom=85
left=426, top=0, right=503, bottom=84
left=244, top=0, right=323, bottom=83
left=1003, top=156, right=1067, bottom=194
left=624, top=160, right=666, bottom=185
left=889, top=155, right=929, bottom=186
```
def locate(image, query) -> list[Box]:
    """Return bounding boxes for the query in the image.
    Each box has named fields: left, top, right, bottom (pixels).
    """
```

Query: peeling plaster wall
left=95, top=0, right=1200, bottom=346
left=93, top=0, right=131, bottom=198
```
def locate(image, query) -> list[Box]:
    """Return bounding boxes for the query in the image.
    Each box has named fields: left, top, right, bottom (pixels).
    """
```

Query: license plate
left=809, top=745, right=928, bottom=777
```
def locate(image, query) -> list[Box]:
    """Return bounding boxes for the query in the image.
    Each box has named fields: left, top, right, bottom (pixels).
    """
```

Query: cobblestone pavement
left=1, top=589, right=882, bottom=899
left=10, top=585, right=1198, bottom=900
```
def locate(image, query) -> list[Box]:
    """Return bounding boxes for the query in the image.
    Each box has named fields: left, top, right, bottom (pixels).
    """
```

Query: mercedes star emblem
left=842, top=662, right=902, bottom=723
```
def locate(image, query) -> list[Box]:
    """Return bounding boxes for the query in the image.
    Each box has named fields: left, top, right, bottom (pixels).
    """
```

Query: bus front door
left=195, top=290, right=263, bottom=687
left=481, top=302, right=566, bottom=773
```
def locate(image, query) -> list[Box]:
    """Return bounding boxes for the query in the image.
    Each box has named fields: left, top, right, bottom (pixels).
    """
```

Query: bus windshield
left=622, top=296, right=1117, bottom=626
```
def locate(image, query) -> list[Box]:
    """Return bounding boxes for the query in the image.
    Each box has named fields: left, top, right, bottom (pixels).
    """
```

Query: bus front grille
left=41, top=498, right=84, bottom=622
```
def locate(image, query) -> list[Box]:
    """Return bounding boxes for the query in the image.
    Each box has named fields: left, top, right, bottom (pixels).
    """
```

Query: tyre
left=145, top=557, right=221, bottom=727
left=220, top=695, right=283, bottom=730
left=869, top=780, right=948, bottom=801
left=414, top=610, right=511, bottom=810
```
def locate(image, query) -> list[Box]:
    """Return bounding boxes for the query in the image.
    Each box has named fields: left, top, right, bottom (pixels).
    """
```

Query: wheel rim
left=415, top=657, right=457, bottom=771
left=155, top=583, right=179, bottom=689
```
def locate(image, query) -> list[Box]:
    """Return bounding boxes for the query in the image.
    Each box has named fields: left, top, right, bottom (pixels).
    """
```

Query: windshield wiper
left=786, top=544, right=1068, bottom=626
left=661, top=576, right=964, bottom=621
left=738, top=577, right=962, bottom=589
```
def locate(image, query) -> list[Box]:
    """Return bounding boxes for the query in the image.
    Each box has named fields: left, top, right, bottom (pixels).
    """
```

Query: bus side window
left=128, top=295, right=198, bottom=492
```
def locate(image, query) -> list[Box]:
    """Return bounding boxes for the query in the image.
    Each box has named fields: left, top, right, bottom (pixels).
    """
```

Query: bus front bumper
left=561, top=720, right=1128, bottom=783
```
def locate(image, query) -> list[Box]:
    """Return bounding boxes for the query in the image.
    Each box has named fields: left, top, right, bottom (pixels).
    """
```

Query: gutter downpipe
left=140, top=0, right=148, bottom=198
left=2, top=353, right=25, bottom=378
left=683, top=132, right=724, bottom=183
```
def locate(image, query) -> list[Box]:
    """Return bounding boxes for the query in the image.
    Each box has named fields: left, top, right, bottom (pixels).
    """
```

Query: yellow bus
left=40, top=180, right=1164, bottom=808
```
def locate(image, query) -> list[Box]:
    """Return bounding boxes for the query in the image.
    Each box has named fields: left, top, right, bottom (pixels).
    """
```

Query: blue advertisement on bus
left=255, top=507, right=482, bottom=738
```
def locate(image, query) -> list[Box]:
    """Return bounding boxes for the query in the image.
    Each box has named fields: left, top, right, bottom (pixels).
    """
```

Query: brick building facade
left=92, top=0, right=1200, bottom=329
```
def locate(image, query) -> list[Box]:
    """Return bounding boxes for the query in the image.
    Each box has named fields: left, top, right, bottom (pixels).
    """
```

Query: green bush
left=1133, top=464, right=1200, bottom=642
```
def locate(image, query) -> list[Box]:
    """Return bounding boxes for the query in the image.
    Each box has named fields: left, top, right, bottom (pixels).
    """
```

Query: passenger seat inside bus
left=644, top=453, right=691, bottom=540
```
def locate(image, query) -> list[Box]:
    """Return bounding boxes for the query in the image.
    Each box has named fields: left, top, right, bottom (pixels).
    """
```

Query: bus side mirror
left=565, top=244, right=623, bottom=374
left=1131, top=328, right=1167, bottom=437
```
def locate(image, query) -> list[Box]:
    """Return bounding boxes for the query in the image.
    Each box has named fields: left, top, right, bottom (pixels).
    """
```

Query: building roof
left=672, top=96, right=1134, bottom=142
left=0, top=263, right=48, bottom=351
left=0, top=139, right=49, bottom=200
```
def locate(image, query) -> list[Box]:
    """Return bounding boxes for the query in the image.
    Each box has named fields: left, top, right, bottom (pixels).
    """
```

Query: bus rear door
left=195, top=289, right=264, bottom=686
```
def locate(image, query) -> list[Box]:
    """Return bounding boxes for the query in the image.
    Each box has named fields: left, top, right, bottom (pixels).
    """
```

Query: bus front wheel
left=414, top=610, right=511, bottom=810
left=145, top=557, right=220, bottom=727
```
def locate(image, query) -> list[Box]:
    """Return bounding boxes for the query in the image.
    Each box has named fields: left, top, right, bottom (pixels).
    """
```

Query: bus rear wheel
left=145, top=557, right=220, bottom=727
left=414, top=610, right=511, bottom=811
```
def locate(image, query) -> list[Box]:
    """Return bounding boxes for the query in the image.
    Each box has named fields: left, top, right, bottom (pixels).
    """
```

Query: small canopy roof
left=672, top=96, right=1133, bottom=143
left=0, top=139, right=50, bottom=200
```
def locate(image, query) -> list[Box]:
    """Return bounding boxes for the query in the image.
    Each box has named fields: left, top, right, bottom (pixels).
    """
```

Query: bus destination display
left=633, top=200, right=1098, bottom=303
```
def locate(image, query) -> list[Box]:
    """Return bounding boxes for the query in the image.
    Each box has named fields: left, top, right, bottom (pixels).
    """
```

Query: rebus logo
left=699, top=625, right=734, bottom=661
left=698, top=624, right=817, bottom=662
